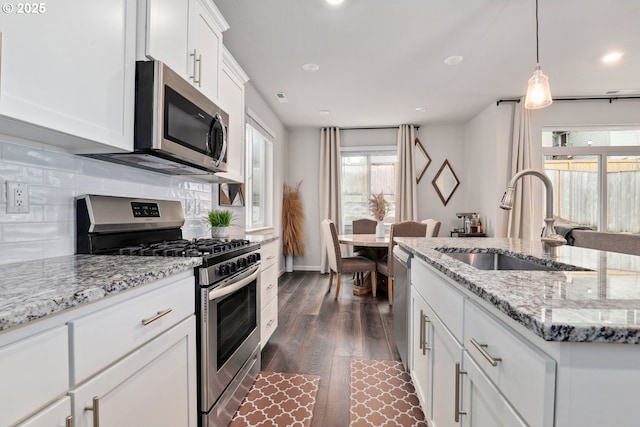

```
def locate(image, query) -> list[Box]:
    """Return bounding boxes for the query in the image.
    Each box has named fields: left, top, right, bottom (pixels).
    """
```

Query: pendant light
left=524, top=0, right=552, bottom=109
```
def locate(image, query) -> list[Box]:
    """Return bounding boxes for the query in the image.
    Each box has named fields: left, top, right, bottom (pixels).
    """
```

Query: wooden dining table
left=338, top=234, right=390, bottom=295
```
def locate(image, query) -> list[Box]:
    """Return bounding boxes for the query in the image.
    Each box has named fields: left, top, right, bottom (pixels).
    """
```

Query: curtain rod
left=496, top=96, right=640, bottom=106
left=339, top=125, right=420, bottom=131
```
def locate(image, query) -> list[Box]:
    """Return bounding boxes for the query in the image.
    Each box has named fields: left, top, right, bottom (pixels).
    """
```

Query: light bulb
left=525, top=65, right=553, bottom=109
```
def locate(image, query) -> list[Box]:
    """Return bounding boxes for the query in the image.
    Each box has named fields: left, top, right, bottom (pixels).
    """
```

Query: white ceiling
left=214, top=0, right=640, bottom=128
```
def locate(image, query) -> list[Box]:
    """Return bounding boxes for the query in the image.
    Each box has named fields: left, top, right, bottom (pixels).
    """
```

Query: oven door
left=201, top=263, right=260, bottom=412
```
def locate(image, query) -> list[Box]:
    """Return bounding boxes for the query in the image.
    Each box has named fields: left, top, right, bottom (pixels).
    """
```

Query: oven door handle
left=208, top=264, right=260, bottom=301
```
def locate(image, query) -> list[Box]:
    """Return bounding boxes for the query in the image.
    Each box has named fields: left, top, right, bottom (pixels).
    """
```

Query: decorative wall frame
left=219, top=183, right=245, bottom=206
left=432, top=160, right=460, bottom=206
left=415, top=137, right=431, bottom=184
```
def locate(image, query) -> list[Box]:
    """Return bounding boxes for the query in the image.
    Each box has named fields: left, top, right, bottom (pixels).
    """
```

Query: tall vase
left=375, top=221, right=385, bottom=238
left=285, top=254, right=294, bottom=272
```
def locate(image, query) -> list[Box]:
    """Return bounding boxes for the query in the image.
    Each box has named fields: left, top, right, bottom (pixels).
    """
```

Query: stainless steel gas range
left=76, top=194, right=261, bottom=427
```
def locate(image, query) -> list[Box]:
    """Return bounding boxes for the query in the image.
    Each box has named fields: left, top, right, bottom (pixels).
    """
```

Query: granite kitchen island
left=395, top=237, right=640, bottom=427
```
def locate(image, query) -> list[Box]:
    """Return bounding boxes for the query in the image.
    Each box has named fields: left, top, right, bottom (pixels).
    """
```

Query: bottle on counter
left=477, top=216, right=483, bottom=233
left=464, top=217, right=471, bottom=234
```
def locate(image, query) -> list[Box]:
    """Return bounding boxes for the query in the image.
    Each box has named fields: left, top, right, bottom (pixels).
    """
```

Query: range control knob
left=237, top=258, right=248, bottom=268
left=219, top=264, right=230, bottom=275
left=247, top=254, right=257, bottom=264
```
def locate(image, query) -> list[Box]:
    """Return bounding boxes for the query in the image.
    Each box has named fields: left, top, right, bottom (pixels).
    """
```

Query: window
left=341, top=147, right=397, bottom=232
left=542, top=129, right=640, bottom=233
left=245, top=114, right=274, bottom=230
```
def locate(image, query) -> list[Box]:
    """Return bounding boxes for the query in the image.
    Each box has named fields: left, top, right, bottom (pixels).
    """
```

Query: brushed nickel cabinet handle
left=141, top=308, right=172, bottom=326
left=266, top=255, right=275, bottom=260
left=196, top=54, right=202, bottom=87
left=454, top=363, right=467, bottom=422
left=267, top=283, right=275, bottom=290
left=267, top=319, right=275, bottom=327
left=419, top=309, right=424, bottom=351
left=422, top=313, right=431, bottom=355
left=190, top=49, right=198, bottom=83
left=470, top=338, right=502, bottom=367
left=85, top=396, right=100, bottom=427
left=65, top=415, right=74, bottom=427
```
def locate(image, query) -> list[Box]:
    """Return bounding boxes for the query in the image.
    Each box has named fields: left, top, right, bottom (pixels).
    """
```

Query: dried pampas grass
left=282, top=181, right=305, bottom=256
left=369, top=192, right=388, bottom=221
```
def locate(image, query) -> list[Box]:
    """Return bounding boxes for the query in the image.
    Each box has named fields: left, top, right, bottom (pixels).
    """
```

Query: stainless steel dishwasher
left=392, top=245, right=412, bottom=370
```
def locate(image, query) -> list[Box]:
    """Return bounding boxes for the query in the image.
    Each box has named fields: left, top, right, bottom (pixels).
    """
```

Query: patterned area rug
left=229, top=372, right=321, bottom=427
left=350, top=359, right=426, bottom=427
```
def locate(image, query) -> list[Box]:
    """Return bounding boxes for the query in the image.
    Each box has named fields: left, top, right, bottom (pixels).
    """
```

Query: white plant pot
left=210, top=227, right=230, bottom=238
left=285, top=254, right=294, bottom=272
left=376, top=221, right=385, bottom=238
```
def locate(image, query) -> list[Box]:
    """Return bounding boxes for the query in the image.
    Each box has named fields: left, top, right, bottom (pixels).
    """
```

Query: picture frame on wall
left=219, top=183, right=245, bottom=207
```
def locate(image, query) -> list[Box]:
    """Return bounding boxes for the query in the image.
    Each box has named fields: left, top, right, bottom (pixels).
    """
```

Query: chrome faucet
left=499, top=168, right=566, bottom=257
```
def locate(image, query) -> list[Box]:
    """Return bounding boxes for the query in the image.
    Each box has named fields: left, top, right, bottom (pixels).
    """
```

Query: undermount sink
left=442, top=251, right=586, bottom=272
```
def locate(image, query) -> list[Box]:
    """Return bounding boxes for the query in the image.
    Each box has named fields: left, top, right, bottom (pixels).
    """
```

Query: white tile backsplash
left=0, top=136, right=215, bottom=265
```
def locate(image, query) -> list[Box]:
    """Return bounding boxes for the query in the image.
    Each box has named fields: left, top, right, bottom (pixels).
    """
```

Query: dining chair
left=421, top=218, right=441, bottom=237
left=351, top=218, right=378, bottom=284
left=376, top=221, right=427, bottom=307
left=321, top=219, right=377, bottom=300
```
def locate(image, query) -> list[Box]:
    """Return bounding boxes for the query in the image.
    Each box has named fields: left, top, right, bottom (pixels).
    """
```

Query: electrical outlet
left=6, top=181, right=30, bottom=213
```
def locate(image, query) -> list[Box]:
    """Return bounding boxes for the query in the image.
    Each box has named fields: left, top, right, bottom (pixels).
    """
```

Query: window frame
left=542, top=127, right=640, bottom=232
left=340, top=145, right=397, bottom=234
left=245, top=112, right=274, bottom=232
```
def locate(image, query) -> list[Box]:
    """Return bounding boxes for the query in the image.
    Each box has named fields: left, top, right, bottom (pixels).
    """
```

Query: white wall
left=416, top=126, right=465, bottom=235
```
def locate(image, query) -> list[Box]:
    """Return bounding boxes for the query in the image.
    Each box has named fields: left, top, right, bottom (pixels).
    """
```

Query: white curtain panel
left=396, top=124, right=418, bottom=222
left=508, top=97, right=537, bottom=240
left=319, top=127, right=342, bottom=273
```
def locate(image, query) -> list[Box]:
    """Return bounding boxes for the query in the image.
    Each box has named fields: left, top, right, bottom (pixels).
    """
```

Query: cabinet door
left=16, top=397, right=72, bottom=427
left=189, top=0, right=222, bottom=102
left=216, top=48, right=249, bottom=183
left=430, top=312, right=463, bottom=427
left=409, top=288, right=432, bottom=415
left=0, top=0, right=135, bottom=151
left=70, top=316, right=197, bottom=427
left=143, top=0, right=191, bottom=79
left=461, top=352, right=527, bottom=427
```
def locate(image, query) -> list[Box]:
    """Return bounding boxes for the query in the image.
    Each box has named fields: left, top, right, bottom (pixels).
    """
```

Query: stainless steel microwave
left=85, top=61, right=229, bottom=176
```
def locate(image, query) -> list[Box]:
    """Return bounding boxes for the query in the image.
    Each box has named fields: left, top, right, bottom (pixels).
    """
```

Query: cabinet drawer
left=0, top=326, right=69, bottom=427
left=260, top=264, right=278, bottom=309
left=260, top=296, right=278, bottom=347
left=412, top=258, right=464, bottom=342
left=260, top=241, right=278, bottom=270
left=69, top=276, right=195, bottom=385
left=464, top=300, right=555, bottom=427
left=16, top=396, right=71, bottom=427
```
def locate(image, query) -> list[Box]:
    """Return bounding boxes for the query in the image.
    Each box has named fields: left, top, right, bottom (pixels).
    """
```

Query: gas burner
left=114, top=238, right=251, bottom=258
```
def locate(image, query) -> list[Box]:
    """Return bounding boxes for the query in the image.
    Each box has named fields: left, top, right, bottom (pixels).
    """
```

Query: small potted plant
left=206, top=209, right=234, bottom=238
left=369, top=192, right=388, bottom=237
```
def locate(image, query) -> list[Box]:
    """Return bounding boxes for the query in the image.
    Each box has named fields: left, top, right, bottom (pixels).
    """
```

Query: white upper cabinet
left=216, top=47, right=249, bottom=183
left=0, top=0, right=136, bottom=152
left=139, top=0, right=229, bottom=103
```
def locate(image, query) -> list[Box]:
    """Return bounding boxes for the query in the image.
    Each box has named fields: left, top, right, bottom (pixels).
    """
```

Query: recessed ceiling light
left=444, top=55, right=463, bottom=66
left=602, top=51, right=624, bottom=63
left=302, top=63, right=320, bottom=72
left=319, top=110, right=331, bottom=115
left=326, top=0, right=344, bottom=5
left=414, top=107, right=427, bottom=112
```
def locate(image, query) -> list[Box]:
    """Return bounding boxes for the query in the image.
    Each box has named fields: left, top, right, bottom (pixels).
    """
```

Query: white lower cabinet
left=260, top=240, right=279, bottom=348
left=460, top=352, right=527, bottom=427
left=410, top=288, right=432, bottom=414
left=410, top=257, right=556, bottom=427
left=70, top=316, right=197, bottom=427
left=16, top=397, right=72, bottom=427
left=0, top=326, right=69, bottom=426
left=430, top=311, right=463, bottom=427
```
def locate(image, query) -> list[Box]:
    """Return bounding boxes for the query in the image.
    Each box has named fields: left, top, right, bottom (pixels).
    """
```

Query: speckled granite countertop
left=0, top=255, right=202, bottom=333
left=395, top=237, right=640, bottom=344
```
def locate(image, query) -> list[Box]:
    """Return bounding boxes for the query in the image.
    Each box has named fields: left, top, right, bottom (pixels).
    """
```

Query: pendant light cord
left=535, top=0, right=540, bottom=64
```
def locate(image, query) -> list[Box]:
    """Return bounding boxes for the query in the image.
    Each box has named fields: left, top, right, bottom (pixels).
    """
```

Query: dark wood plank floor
left=261, top=271, right=401, bottom=427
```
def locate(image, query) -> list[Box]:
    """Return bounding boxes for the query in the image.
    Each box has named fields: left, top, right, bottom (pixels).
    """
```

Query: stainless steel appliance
left=392, top=245, right=412, bottom=370
left=76, top=195, right=260, bottom=427
left=85, top=61, right=229, bottom=177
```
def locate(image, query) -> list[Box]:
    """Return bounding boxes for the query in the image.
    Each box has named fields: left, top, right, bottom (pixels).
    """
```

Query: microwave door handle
left=215, top=114, right=227, bottom=167
left=208, top=265, right=259, bottom=301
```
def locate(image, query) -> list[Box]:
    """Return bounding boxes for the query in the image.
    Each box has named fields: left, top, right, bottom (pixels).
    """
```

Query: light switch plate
left=6, top=181, right=29, bottom=213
